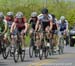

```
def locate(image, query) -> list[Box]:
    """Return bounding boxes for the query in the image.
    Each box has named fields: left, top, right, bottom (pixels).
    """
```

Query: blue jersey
left=58, top=20, right=68, bottom=31
left=60, top=23, right=66, bottom=31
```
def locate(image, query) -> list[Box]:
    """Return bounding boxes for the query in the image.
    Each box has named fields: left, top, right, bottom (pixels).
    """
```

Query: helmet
left=0, top=12, right=4, bottom=19
left=16, top=12, right=23, bottom=18
left=60, top=16, right=65, bottom=21
left=7, top=12, right=14, bottom=16
left=51, top=14, right=55, bottom=18
left=41, top=8, right=48, bottom=14
left=31, top=12, right=37, bottom=17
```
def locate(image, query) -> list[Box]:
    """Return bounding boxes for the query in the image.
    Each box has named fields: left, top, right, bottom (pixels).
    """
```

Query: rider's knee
left=45, top=26, right=49, bottom=32
left=11, top=35, right=14, bottom=39
left=29, top=29, right=33, bottom=35
left=20, top=35, right=24, bottom=39
left=3, top=34, right=7, bottom=40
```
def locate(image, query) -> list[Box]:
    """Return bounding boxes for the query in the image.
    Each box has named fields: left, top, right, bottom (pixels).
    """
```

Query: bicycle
left=33, top=31, right=52, bottom=60
left=29, top=31, right=37, bottom=58
left=58, top=31, right=64, bottom=54
left=13, top=32, right=25, bottom=63
left=0, top=34, right=10, bottom=59
left=40, top=31, right=53, bottom=59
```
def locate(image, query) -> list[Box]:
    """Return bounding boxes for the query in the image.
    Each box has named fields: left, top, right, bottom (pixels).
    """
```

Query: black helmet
left=41, top=8, right=48, bottom=14
left=51, top=14, right=55, bottom=18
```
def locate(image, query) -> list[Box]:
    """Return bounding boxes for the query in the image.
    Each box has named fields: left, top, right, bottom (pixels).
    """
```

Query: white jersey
left=38, top=14, right=52, bottom=21
left=58, top=20, right=68, bottom=25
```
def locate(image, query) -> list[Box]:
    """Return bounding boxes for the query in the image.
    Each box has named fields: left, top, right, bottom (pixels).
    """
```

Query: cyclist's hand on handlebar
left=21, top=30, right=24, bottom=35
left=35, top=30, right=37, bottom=32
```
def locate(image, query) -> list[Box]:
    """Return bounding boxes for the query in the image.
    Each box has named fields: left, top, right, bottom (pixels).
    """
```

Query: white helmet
left=16, top=12, right=23, bottom=18
left=60, top=16, right=65, bottom=21
left=31, top=12, right=37, bottom=17
left=0, top=12, right=4, bottom=19
left=7, top=12, right=14, bottom=16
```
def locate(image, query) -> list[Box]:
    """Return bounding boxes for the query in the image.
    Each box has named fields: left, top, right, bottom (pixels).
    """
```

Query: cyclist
left=29, top=12, right=38, bottom=48
left=29, top=12, right=38, bottom=36
left=6, top=12, right=14, bottom=29
left=0, top=12, right=8, bottom=53
left=5, top=12, right=14, bottom=43
left=58, top=16, right=69, bottom=46
left=10, top=12, right=28, bottom=51
left=51, top=14, right=59, bottom=51
left=35, top=8, right=53, bottom=48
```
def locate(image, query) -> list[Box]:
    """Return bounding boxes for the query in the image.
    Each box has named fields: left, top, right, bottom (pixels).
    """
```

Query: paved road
left=0, top=45, right=75, bottom=66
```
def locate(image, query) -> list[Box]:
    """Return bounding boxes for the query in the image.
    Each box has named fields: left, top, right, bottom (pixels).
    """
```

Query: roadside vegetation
left=0, top=0, right=75, bottom=45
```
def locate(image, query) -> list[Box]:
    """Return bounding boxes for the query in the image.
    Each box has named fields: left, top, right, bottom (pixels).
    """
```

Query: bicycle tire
left=59, top=38, right=64, bottom=54
left=13, top=47, right=19, bottom=63
left=39, top=49, right=43, bottom=60
left=1, top=41, right=10, bottom=59
left=20, top=50, right=25, bottom=62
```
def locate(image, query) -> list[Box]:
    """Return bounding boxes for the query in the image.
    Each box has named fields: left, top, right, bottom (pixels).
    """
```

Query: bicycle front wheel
left=39, top=48, right=43, bottom=60
left=20, top=50, right=25, bottom=62
left=2, top=41, right=10, bottom=59
left=59, top=37, right=64, bottom=54
left=13, top=47, right=19, bottom=63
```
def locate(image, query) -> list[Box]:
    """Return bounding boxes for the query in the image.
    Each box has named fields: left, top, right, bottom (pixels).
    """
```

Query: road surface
left=0, top=45, right=75, bottom=66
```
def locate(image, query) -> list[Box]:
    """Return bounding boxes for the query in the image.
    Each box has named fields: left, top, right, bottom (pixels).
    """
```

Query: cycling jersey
left=0, top=20, right=6, bottom=33
left=29, top=17, right=38, bottom=30
left=58, top=20, right=68, bottom=31
left=5, top=16, right=14, bottom=28
left=6, top=16, right=14, bottom=21
left=38, top=14, right=52, bottom=31
left=14, top=17, right=26, bottom=32
left=52, top=18, right=57, bottom=30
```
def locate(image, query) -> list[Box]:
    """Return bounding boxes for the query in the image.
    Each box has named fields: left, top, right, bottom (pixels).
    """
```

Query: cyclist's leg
left=11, top=34, right=17, bottom=53
left=10, top=28, right=17, bottom=52
left=56, top=33, right=59, bottom=50
left=20, top=29, right=26, bottom=50
left=29, top=28, right=34, bottom=38
left=53, top=32, right=59, bottom=51
left=3, top=33, right=8, bottom=44
left=58, top=31, right=64, bottom=46
left=35, top=32, right=40, bottom=47
left=45, top=26, right=50, bottom=38
left=45, top=26, right=51, bottom=46
left=35, top=25, right=42, bottom=49
left=3, top=30, right=11, bottom=43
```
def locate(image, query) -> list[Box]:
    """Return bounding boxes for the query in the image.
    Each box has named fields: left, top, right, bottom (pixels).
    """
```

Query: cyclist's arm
left=35, top=20, right=39, bottom=31
left=49, top=19, right=53, bottom=31
left=2, top=20, right=8, bottom=34
left=10, top=22, right=16, bottom=33
left=66, top=21, right=69, bottom=31
left=24, top=22, right=28, bottom=33
left=28, top=18, right=32, bottom=24
left=56, top=20, right=59, bottom=30
left=28, top=18, right=32, bottom=28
